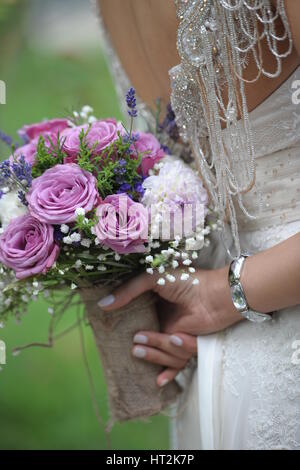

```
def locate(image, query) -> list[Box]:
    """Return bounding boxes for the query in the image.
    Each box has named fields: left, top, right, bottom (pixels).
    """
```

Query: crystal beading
left=170, top=0, right=293, bottom=256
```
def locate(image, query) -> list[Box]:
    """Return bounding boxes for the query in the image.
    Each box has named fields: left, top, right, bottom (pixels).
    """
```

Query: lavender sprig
left=0, top=156, right=32, bottom=205
left=126, top=87, right=138, bottom=118
left=0, top=129, right=19, bottom=149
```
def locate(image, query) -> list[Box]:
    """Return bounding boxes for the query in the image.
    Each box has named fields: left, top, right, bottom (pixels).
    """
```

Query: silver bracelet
left=228, top=255, right=272, bottom=323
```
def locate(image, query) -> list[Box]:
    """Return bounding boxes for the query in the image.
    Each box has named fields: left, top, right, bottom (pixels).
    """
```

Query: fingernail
left=133, top=346, right=146, bottom=358
left=133, top=334, right=148, bottom=344
left=159, top=378, right=169, bottom=387
left=170, top=335, right=183, bottom=347
left=97, top=294, right=115, bottom=308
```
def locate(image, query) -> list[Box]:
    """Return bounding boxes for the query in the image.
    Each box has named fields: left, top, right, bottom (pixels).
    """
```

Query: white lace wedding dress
left=172, top=67, right=300, bottom=450
left=96, top=0, right=300, bottom=450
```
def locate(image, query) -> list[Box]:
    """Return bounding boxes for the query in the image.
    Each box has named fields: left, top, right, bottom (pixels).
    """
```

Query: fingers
left=97, top=272, right=158, bottom=310
left=132, top=331, right=197, bottom=386
left=132, top=343, right=187, bottom=369
left=157, top=368, right=179, bottom=387
left=133, top=331, right=197, bottom=359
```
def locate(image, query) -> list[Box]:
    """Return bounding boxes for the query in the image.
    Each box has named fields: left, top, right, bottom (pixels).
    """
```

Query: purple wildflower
left=12, top=155, right=32, bottom=187
left=0, top=129, right=19, bottom=149
left=18, top=190, right=28, bottom=207
left=159, top=104, right=179, bottom=142
left=126, top=87, right=138, bottom=118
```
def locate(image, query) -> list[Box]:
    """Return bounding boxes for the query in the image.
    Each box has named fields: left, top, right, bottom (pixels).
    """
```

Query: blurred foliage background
left=0, top=0, right=169, bottom=450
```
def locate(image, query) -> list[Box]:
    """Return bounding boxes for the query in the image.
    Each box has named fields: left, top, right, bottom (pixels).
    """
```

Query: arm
left=241, top=232, right=300, bottom=313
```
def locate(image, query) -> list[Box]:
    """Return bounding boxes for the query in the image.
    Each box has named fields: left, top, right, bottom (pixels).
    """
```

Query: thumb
left=97, top=272, right=158, bottom=310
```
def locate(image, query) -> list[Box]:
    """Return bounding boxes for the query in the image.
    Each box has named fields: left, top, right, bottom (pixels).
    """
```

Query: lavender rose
left=18, top=118, right=69, bottom=142
left=0, top=214, right=59, bottom=279
left=26, top=163, right=100, bottom=224
left=61, top=119, right=121, bottom=162
left=10, top=141, right=38, bottom=165
left=133, top=132, right=165, bottom=176
left=95, top=193, right=148, bottom=254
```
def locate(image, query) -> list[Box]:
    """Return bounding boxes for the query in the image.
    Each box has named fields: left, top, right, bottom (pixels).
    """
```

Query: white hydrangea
left=142, top=159, right=208, bottom=240
left=0, top=190, right=28, bottom=229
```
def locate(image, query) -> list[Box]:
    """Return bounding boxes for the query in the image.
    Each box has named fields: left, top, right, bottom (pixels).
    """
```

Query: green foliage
left=74, top=210, right=98, bottom=238
left=31, top=134, right=66, bottom=178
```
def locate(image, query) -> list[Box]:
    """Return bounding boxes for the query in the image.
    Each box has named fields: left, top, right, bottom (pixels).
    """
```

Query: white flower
left=172, top=260, right=179, bottom=269
left=75, top=207, right=85, bottom=217
left=180, top=273, right=190, bottom=281
left=189, top=267, right=196, bottom=273
left=145, top=255, right=154, bottom=263
left=146, top=268, right=154, bottom=275
left=81, top=238, right=92, bottom=248
left=48, top=307, right=54, bottom=315
left=74, top=260, right=82, bottom=269
left=97, top=265, right=107, bottom=271
left=151, top=241, right=160, bottom=249
left=70, top=232, right=81, bottom=243
left=192, top=278, right=200, bottom=285
left=166, top=274, right=176, bottom=283
left=85, top=265, right=94, bottom=271
left=71, top=283, right=77, bottom=290
left=157, top=278, right=166, bottom=286
left=192, top=251, right=198, bottom=259
left=185, top=237, right=197, bottom=250
left=183, top=259, right=192, bottom=266
left=114, top=254, right=121, bottom=261
left=63, top=236, right=72, bottom=245
left=0, top=190, right=28, bottom=229
left=82, top=105, right=93, bottom=114
left=60, top=224, right=69, bottom=234
left=88, top=116, right=97, bottom=124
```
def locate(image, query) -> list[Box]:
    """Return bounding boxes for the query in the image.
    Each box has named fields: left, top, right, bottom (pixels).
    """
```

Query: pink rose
left=0, top=214, right=59, bottom=279
left=95, top=193, right=148, bottom=254
left=26, top=163, right=100, bottom=224
left=10, top=141, right=38, bottom=165
left=133, top=132, right=165, bottom=176
left=19, top=118, right=69, bottom=142
left=61, top=119, right=121, bottom=163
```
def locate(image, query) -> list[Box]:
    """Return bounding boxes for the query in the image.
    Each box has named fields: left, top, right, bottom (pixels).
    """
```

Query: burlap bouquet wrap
left=80, top=284, right=181, bottom=423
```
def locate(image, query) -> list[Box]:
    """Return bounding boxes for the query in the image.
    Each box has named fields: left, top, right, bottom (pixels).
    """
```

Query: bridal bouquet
left=0, top=89, right=215, bottom=424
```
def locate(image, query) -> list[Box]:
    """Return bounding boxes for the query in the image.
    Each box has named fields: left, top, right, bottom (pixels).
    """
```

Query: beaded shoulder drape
left=170, top=0, right=293, bottom=256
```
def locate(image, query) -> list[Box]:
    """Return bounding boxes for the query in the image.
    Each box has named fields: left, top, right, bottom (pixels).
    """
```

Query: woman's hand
left=98, top=266, right=243, bottom=386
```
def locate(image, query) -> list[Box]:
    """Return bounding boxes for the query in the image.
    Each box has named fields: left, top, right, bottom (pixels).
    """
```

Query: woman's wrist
left=201, top=266, right=244, bottom=330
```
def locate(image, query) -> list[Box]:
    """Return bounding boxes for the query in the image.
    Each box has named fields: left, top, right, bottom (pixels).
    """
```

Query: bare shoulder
left=284, top=0, right=300, bottom=56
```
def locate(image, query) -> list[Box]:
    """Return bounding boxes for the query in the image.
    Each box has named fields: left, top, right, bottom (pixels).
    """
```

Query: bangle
left=228, top=255, right=273, bottom=323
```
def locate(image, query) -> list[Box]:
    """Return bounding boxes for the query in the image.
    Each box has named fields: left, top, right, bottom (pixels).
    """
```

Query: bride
left=96, top=0, right=300, bottom=450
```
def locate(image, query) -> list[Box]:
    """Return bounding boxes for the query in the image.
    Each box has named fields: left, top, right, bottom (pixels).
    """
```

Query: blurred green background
left=0, top=0, right=169, bottom=449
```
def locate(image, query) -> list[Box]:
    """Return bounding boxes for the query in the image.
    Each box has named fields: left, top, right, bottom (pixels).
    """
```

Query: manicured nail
left=133, top=334, right=148, bottom=344
left=170, top=335, right=183, bottom=347
left=133, top=346, right=146, bottom=358
left=97, top=294, right=115, bottom=308
left=159, top=378, right=169, bottom=387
